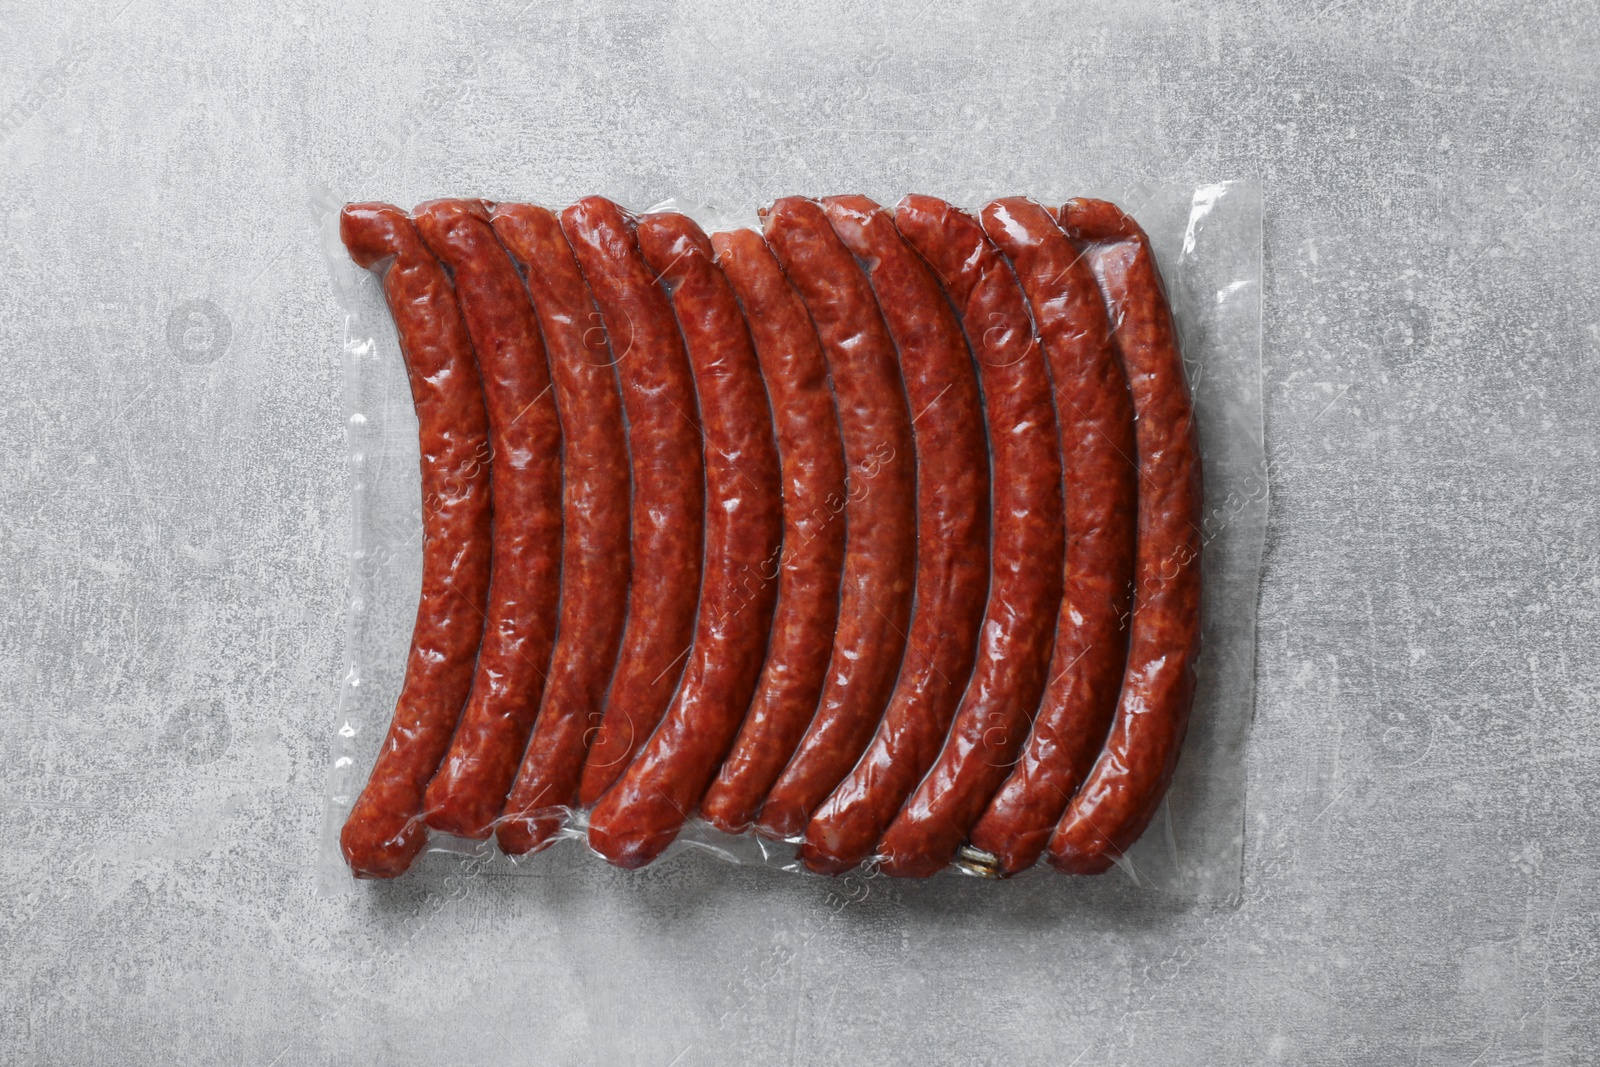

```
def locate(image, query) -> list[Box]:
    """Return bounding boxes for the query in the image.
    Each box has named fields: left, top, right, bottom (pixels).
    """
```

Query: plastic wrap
left=314, top=182, right=1263, bottom=898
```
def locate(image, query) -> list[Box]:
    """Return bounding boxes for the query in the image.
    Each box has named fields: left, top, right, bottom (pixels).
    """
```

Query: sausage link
left=563, top=197, right=706, bottom=806
left=410, top=200, right=564, bottom=840
left=799, top=195, right=990, bottom=875
left=755, top=197, right=917, bottom=840
left=871, top=196, right=1066, bottom=877
left=337, top=203, right=492, bottom=878
left=586, top=214, right=784, bottom=867
left=958, top=198, right=1139, bottom=875
left=697, top=229, right=847, bottom=834
left=1044, top=199, right=1202, bottom=874
left=488, top=204, right=631, bottom=855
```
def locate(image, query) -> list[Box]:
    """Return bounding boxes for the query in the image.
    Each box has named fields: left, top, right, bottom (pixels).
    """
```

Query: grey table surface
left=3, top=1, right=1596, bottom=1064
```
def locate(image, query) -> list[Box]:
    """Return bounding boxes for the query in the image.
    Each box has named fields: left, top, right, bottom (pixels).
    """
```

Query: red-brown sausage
left=798, top=195, right=990, bottom=875
left=697, top=229, right=847, bottom=835
left=337, top=203, right=492, bottom=878
left=1045, top=198, right=1202, bottom=875
left=755, top=196, right=917, bottom=839
left=410, top=199, right=563, bottom=841
left=962, top=197, right=1140, bottom=875
left=564, top=197, right=706, bottom=806
left=872, top=196, right=1066, bottom=877
left=586, top=214, right=784, bottom=867
left=489, top=203, right=631, bottom=856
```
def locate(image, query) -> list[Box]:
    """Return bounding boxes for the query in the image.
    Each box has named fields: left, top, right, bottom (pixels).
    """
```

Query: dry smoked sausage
left=1045, top=198, right=1202, bottom=875
left=968, top=197, right=1140, bottom=874
left=489, top=203, right=631, bottom=856
left=755, top=196, right=917, bottom=840
left=872, top=196, right=1065, bottom=877
left=799, top=195, right=989, bottom=876
left=698, top=229, right=847, bottom=835
left=337, top=203, right=492, bottom=878
left=413, top=199, right=564, bottom=841
left=564, top=196, right=706, bottom=806
left=962, top=198, right=1140, bottom=875
left=587, top=213, right=783, bottom=867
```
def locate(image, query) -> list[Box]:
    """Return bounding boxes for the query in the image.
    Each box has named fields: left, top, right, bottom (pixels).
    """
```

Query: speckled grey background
left=2, top=1, right=1596, bottom=1064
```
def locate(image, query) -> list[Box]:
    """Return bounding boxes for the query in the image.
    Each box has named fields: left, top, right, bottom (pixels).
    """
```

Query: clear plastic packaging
left=314, top=182, right=1264, bottom=898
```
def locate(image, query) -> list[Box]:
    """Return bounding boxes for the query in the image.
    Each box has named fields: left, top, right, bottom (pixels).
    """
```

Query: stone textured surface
left=2, top=1, right=1596, bottom=1064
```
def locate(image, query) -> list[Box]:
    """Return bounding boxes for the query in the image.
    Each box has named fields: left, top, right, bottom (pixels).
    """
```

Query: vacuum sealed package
left=314, top=183, right=1264, bottom=899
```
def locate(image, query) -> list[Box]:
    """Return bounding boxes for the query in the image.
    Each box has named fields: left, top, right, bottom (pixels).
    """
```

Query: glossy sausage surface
left=965, top=197, right=1139, bottom=875
left=489, top=203, right=632, bottom=856
left=587, top=213, right=783, bottom=867
left=1045, top=198, right=1202, bottom=875
left=338, top=203, right=492, bottom=878
left=698, top=228, right=848, bottom=835
left=755, top=196, right=917, bottom=840
left=872, top=196, right=1066, bottom=877
left=414, top=199, right=564, bottom=842
left=564, top=196, right=707, bottom=806
left=799, top=195, right=990, bottom=876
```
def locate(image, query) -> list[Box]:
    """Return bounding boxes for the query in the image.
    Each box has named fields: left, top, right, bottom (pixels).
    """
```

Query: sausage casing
left=755, top=197, right=917, bottom=840
left=489, top=203, right=632, bottom=856
left=872, top=196, right=1066, bottom=877
left=337, top=203, right=492, bottom=878
left=800, top=195, right=990, bottom=876
left=698, top=229, right=848, bottom=835
left=413, top=199, right=564, bottom=841
left=586, top=213, right=783, bottom=868
left=965, top=197, right=1140, bottom=875
left=1045, top=198, right=1202, bottom=875
left=563, top=197, right=707, bottom=806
